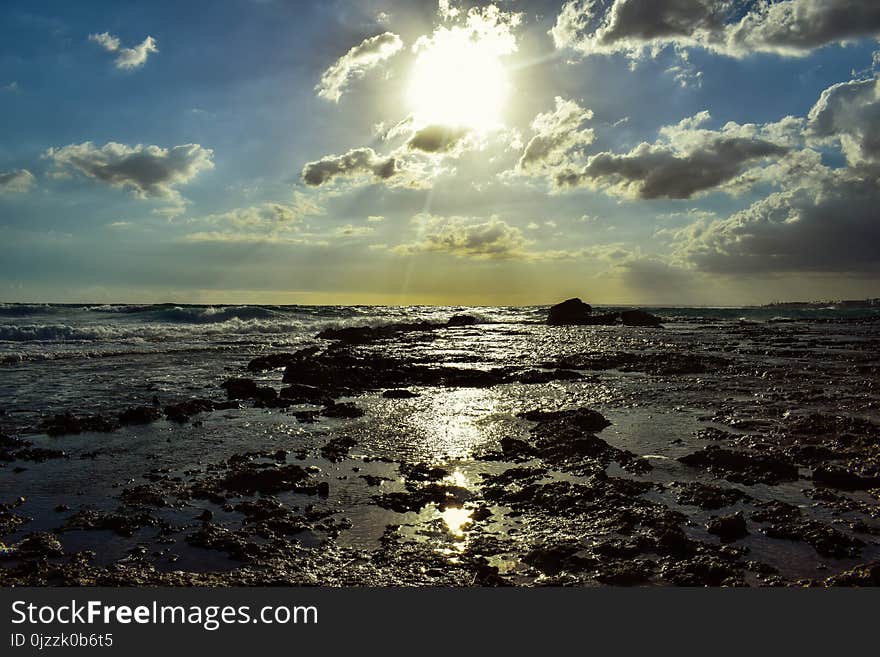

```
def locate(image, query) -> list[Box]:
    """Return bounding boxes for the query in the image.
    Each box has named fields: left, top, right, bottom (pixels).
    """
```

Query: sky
left=1, top=0, right=879, bottom=306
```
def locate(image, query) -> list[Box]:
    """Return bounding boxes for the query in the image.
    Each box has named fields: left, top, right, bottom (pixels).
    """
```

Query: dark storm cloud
left=301, top=147, right=399, bottom=186
left=44, top=142, right=214, bottom=199
left=557, top=136, right=788, bottom=199
left=553, top=0, right=880, bottom=57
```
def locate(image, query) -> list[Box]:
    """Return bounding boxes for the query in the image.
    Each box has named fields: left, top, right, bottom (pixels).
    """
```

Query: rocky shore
left=1, top=300, right=878, bottom=586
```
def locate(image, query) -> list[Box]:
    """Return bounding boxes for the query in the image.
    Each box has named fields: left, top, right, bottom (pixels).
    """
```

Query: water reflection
left=405, top=389, right=501, bottom=459
left=440, top=506, right=473, bottom=537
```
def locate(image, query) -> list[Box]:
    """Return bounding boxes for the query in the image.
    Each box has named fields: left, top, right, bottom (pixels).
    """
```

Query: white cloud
left=89, top=32, right=158, bottom=70
left=808, top=76, right=880, bottom=166
left=0, top=169, right=36, bottom=194
left=393, top=214, right=530, bottom=259
left=316, top=32, right=403, bottom=102
left=518, top=96, right=595, bottom=172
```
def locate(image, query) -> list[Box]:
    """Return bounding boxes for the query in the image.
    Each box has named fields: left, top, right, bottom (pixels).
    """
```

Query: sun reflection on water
left=440, top=506, right=473, bottom=537
left=404, top=388, right=502, bottom=459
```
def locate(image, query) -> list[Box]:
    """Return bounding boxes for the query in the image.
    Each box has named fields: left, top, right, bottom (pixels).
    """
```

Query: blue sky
left=1, top=0, right=879, bottom=305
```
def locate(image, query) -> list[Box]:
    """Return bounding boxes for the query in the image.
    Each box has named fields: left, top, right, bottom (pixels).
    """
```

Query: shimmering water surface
left=1, top=303, right=879, bottom=585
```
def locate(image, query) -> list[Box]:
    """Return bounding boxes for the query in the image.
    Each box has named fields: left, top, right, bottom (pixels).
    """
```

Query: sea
left=1, top=302, right=879, bottom=584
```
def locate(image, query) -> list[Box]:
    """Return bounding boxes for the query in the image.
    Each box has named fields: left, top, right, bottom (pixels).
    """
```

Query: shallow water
left=1, top=303, right=879, bottom=585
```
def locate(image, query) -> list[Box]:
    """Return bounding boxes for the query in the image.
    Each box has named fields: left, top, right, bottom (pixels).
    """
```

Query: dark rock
left=515, top=369, right=583, bottom=384
left=762, top=520, right=864, bottom=558
left=317, top=321, right=439, bottom=344
left=519, top=407, right=611, bottom=432
left=707, top=512, right=749, bottom=542
left=548, top=351, right=728, bottom=375
left=660, top=555, right=744, bottom=587
left=9, top=447, right=66, bottom=462
left=216, top=463, right=312, bottom=495
left=118, top=406, right=163, bottom=426
left=61, top=509, right=163, bottom=538
left=321, top=402, right=364, bottom=419
left=120, top=484, right=172, bottom=508
left=374, top=484, right=472, bottom=513
left=163, top=399, right=215, bottom=423
left=498, top=437, right=537, bottom=461
left=292, top=410, right=321, bottom=423
left=40, top=413, right=119, bottom=437
left=515, top=407, right=650, bottom=475
left=359, top=474, right=392, bottom=486
left=220, top=377, right=259, bottom=400
left=619, top=309, right=663, bottom=327
left=447, top=314, right=477, bottom=327
left=824, top=561, right=880, bottom=586
left=400, top=462, right=449, bottom=482
left=16, top=532, right=64, bottom=558
left=0, top=498, right=31, bottom=536
left=673, top=482, right=752, bottom=510
left=813, top=466, right=880, bottom=491
left=547, top=298, right=592, bottom=325
left=320, top=436, right=357, bottom=462
left=678, top=445, right=798, bottom=485
left=750, top=500, right=802, bottom=524
left=279, top=384, right=330, bottom=404
left=252, top=386, right=278, bottom=403
left=382, top=389, right=420, bottom=399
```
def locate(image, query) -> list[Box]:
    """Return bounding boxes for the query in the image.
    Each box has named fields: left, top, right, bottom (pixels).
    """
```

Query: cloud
left=725, top=0, right=880, bottom=56
left=179, top=231, right=314, bottom=245
left=518, top=96, right=594, bottom=172
left=808, top=76, right=880, bottom=166
left=335, top=224, right=375, bottom=237
left=0, top=169, right=35, bottom=194
left=407, top=125, right=471, bottom=153
left=392, top=214, right=530, bottom=259
left=556, top=111, right=792, bottom=198
left=45, top=142, right=214, bottom=199
left=89, top=32, right=158, bottom=70
left=315, top=32, right=403, bottom=102
left=179, top=195, right=327, bottom=244
left=301, top=147, right=399, bottom=186
left=679, top=170, right=880, bottom=274
left=199, top=202, right=310, bottom=229
left=552, top=0, right=880, bottom=59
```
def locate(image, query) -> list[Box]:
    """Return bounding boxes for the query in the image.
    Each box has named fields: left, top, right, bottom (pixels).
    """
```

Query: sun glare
left=407, top=28, right=510, bottom=133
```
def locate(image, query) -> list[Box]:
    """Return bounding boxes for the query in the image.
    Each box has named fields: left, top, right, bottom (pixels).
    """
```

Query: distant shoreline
left=762, top=298, right=880, bottom=310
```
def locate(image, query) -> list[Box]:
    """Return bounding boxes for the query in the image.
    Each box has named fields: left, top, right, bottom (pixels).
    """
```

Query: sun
left=407, top=27, right=510, bottom=134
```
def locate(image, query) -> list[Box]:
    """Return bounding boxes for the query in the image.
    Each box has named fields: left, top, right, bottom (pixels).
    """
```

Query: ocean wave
left=0, top=303, right=57, bottom=317
left=144, top=305, right=287, bottom=323
left=0, top=316, right=317, bottom=343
